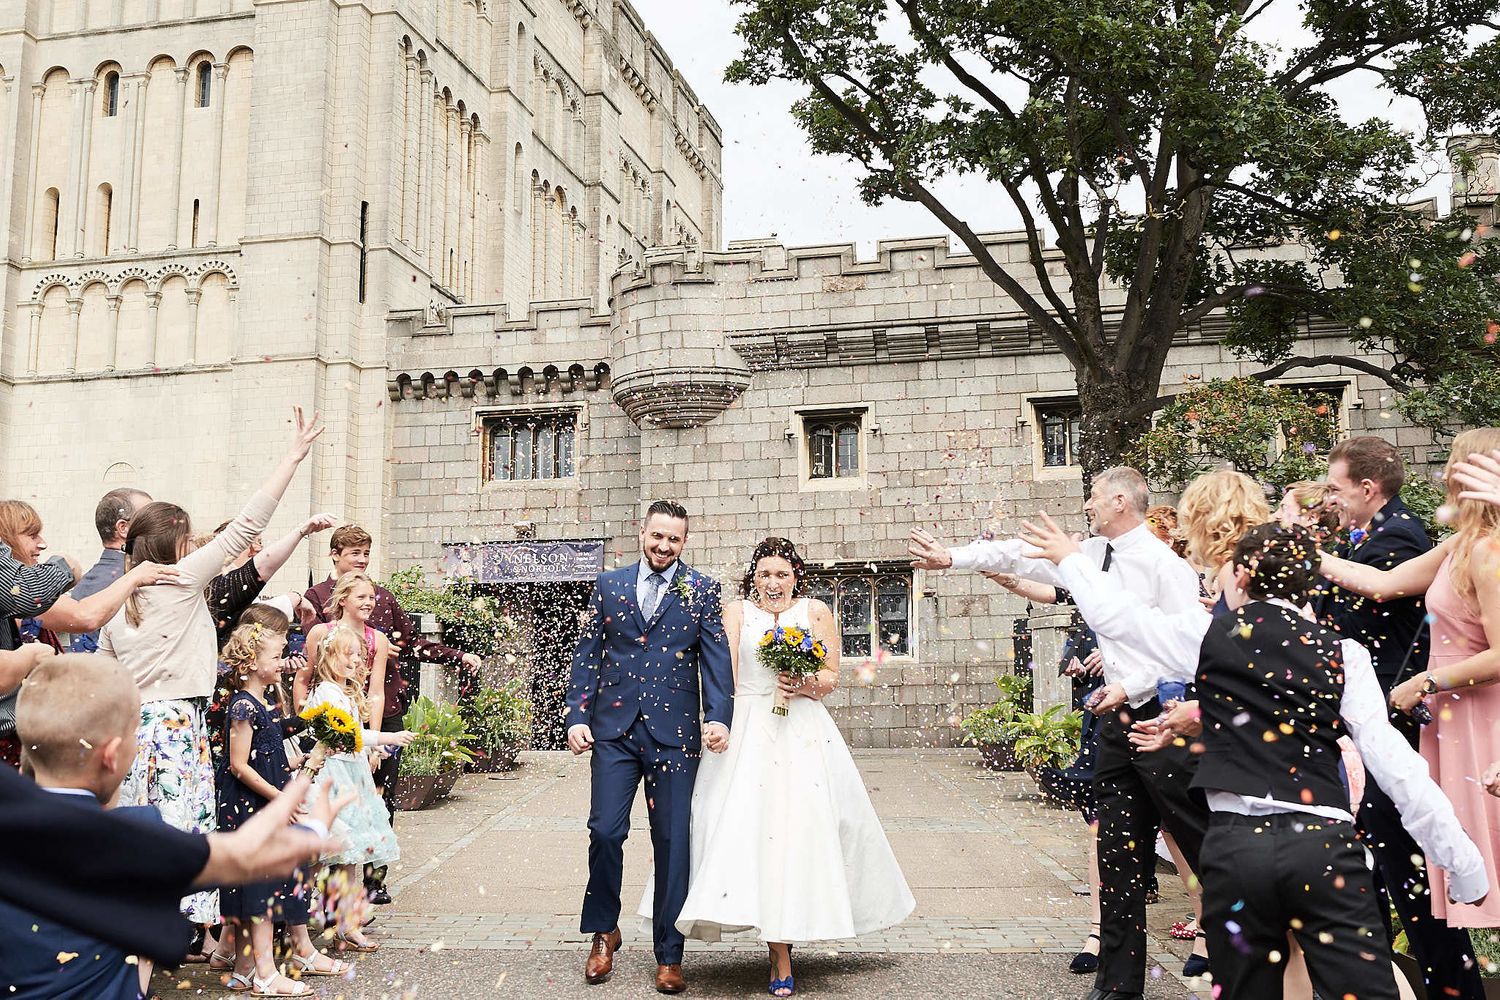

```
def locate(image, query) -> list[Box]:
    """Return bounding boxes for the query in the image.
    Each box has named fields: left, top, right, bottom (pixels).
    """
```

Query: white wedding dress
left=639, top=598, right=915, bottom=943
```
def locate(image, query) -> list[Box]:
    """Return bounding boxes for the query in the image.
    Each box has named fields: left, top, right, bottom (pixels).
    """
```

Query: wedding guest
left=1315, top=436, right=1484, bottom=998
left=70, top=488, right=152, bottom=652
left=1145, top=504, right=1188, bottom=558
left=1322, top=428, right=1500, bottom=932
left=1277, top=480, right=1341, bottom=544
left=1176, top=469, right=1271, bottom=604
left=97, top=407, right=324, bottom=932
left=643, top=537, right=913, bottom=996
left=910, top=466, right=1205, bottom=1000
left=0, top=500, right=176, bottom=655
left=303, top=524, right=481, bottom=904
left=1, top=655, right=348, bottom=986
left=1021, top=515, right=1487, bottom=1000
left=204, top=515, right=334, bottom=649
left=0, top=543, right=77, bottom=767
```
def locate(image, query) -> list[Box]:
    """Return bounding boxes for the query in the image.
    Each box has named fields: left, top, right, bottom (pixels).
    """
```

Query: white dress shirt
left=1055, top=554, right=1490, bottom=904
left=952, top=522, right=1203, bottom=706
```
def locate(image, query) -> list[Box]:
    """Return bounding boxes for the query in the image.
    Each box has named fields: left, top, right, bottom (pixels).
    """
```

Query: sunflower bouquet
left=298, top=701, right=363, bottom=775
left=757, top=625, right=827, bottom=716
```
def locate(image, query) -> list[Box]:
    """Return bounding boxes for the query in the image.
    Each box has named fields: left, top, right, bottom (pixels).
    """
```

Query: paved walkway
left=175, top=750, right=1204, bottom=998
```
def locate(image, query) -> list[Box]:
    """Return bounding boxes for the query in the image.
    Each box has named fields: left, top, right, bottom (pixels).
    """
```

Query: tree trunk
left=1075, top=370, right=1157, bottom=481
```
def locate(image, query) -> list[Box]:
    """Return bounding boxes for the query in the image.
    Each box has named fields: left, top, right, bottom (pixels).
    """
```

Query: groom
left=565, top=500, right=734, bottom=994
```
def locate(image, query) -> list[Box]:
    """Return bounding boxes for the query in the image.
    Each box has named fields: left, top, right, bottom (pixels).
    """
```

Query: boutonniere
left=672, top=572, right=697, bottom=605
left=1349, top=527, right=1369, bottom=549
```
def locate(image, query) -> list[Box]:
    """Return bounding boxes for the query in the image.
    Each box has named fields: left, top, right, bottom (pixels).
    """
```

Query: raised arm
left=35, top=561, right=178, bottom=632
left=176, top=407, right=325, bottom=587
left=1391, top=537, right=1500, bottom=708
left=252, top=514, right=337, bottom=583
left=1318, top=536, right=1453, bottom=602
left=909, top=527, right=1068, bottom=586
left=1341, top=641, right=1489, bottom=903
left=983, top=572, right=1059, bottom=604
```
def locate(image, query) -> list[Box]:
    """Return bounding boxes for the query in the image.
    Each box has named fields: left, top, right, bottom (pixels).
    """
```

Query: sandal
left=224, top=971, right=254, bottom=993
left=207, top=949, right=237, bottom=971
left=251, top=972, right=311, bottom=997
left=767, top=944, right=795, bottom=997
left=1170, top=917, right=1198, bottom=941
left=335, top=932, right=381, bottom=954
left=289, top=950, right=352, bottom=977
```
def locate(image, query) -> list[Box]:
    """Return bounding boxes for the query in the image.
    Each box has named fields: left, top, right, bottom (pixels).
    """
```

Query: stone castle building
left=2, top=2, right=1493, bottom=747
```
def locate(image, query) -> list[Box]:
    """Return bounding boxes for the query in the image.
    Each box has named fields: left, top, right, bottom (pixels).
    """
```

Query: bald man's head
left=17, top=654, right=140, bottom=783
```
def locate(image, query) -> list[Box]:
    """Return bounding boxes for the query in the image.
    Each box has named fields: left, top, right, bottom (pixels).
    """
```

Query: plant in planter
left=959, top=674, right=1032, bottom=770
left=1001, top=705, right=1084, bottom=779
left=395, top=696, right=476, bottom=810
left=462, top=679, right=533, bottom=773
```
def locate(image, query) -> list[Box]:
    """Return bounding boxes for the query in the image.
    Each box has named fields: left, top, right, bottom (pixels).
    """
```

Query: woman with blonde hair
left=1177, top=469, right=1272, bottom=603
left=1319, top=427, right=1500, bottom=928
left=1277, top=480, right=1342, bottom=545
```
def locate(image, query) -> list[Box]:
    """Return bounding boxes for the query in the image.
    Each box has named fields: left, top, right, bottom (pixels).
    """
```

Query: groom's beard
left=644, top=552, right=679, bottom=571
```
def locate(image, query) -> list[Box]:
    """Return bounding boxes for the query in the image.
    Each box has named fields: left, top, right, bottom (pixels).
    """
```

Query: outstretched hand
left=908, top=528, right=954, bottom=570
left=1017, top=512, right=1084, bottom=565
left=1453, top=449, right=1500, bottom=509
left=287, top=406, right=325, bottom=461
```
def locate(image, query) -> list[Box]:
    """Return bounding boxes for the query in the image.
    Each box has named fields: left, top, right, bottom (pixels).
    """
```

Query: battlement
left=610, top=231, right=1056, bottom=297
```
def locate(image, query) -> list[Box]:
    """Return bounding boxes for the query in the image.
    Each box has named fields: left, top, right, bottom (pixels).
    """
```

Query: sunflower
left=783, top=627, right=806, bottom=645
left=299, top=703, right=328, bottom=722
left=326, top=708, right=356, bottom=734
left=811, top=641, right=826, bottom=659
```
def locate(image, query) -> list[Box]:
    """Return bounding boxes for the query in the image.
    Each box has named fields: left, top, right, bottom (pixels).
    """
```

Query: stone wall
left=383, top=232, right=1441, bottom=747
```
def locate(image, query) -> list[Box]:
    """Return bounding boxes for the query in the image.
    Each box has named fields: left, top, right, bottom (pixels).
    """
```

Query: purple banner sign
left=442, top=540, right=605, bottom=584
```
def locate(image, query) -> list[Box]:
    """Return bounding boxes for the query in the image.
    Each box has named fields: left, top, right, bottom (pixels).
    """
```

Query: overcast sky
left=628, top=1, right=1447, bottom=256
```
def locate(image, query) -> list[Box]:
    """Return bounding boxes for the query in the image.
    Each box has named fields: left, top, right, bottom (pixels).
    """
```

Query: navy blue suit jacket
left=565, top=562, right=734, bottom=750
left=1315, top=496, right=1431, bottom=690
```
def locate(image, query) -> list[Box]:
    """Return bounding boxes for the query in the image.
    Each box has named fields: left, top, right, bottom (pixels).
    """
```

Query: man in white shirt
left=1018, top=514, right=1487, bottom=1000
left=910, top=467, right=1205, bottom=1000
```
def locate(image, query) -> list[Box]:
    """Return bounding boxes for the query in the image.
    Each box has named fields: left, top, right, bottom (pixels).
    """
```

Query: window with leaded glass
left=485, top=411, right=577, bottom=483
left=803, top=567, right=912, bottom=657
left=806, top=413, right=862, bottom=480
left=1036, top=402, right=1082, bottom=468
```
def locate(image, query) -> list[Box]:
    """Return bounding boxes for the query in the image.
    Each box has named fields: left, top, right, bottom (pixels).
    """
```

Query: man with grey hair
left=68, top=488, right=151, bottom=653
left=910, top=465, right=1206, bottom=1000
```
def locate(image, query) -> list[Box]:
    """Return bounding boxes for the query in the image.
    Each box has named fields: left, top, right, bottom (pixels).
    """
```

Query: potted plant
left=1001, top=705, right=1084, bottom=782
left=959, top=673, right=1032, bottom=770
left=395, top=696, right=475, bottom=809
left=462, top=679, right=533, bottom=773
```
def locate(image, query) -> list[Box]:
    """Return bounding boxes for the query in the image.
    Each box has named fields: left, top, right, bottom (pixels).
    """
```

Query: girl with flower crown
left=304, top=620, right=413, bottom=953
left=213, top=617, right=352, bottom=995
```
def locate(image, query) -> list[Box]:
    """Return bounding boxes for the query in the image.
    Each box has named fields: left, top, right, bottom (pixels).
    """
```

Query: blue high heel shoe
left=1181, top=931, right=1210, bottom=979
left=768, top=944, right=794, bottom=997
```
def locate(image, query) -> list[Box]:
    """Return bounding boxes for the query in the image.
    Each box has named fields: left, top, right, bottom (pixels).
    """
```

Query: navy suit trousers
left=581, top=715, right=699, bottom=964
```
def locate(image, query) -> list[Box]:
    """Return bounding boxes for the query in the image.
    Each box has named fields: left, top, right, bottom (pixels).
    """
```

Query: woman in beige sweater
left=100, top=407, right=325, bottom=927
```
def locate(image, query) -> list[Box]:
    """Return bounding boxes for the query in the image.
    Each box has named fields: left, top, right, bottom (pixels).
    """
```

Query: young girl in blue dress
left=306, top=620, right=413, bottom=953
left=215, top=618, right=351, bottom=995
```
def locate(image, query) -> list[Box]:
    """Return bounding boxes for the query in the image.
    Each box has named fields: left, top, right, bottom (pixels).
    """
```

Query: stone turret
left=1448, top=134, right=1499, bottom=226
left=608, top=245, right=751, bottom=428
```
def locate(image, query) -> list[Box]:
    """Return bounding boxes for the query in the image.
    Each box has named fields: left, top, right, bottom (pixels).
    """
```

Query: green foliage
left=727, top=1, right=1500, bottom=470
left=1400, top=472, right=1451, bottom=541
left=754, top=623, right=827, bottom=677
left=999, top=706, right=1084, bottom=772
left=461, top=680, right=534, bottom=758
left=383, top=567, right=516, bottom=659
left=399, top=696, right=475, bottom=776
left=959, top=673, right=1033, bottom=746
left=1127, top=378, right=1336, bottom=491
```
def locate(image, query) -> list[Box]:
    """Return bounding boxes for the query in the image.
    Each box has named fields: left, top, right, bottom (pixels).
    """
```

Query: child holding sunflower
left=304, top=624, right=413, bottom=953
left=214, top=619, right=351, bottom=994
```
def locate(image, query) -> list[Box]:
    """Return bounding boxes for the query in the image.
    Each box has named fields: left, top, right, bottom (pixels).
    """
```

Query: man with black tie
left=1318, top=436, right=1484, bottom=1000
left=911, top=466, right=1206, bottom=1000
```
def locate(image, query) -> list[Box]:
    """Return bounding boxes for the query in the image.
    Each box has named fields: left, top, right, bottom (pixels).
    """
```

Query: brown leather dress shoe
left=584, top=929, right=622, bottom=984
left=655, top=963, right=686, bottom=994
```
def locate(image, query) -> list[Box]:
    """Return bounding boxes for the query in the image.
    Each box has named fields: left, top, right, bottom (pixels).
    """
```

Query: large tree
left=728, top=1, right=1500, bottom=475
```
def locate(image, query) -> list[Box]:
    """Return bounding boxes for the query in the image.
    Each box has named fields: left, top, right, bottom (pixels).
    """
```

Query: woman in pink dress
left=1319, top=427, right=1500, bottom=927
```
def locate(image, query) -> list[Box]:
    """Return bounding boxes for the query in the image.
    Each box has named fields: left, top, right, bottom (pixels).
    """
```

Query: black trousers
left=1093, top=699, right=1211, bottom=994
left=1358, top=711, right=1483, bottom=999
left=1200, top=812, right=1400, bottom=1000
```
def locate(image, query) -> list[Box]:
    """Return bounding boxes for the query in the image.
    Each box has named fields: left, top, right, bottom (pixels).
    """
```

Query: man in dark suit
left=1318, top=435, right=1484, bottom=1000
left=565, top=501, right=734, bottom=995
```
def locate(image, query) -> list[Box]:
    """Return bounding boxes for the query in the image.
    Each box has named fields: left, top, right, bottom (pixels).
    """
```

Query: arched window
left=95, top=184, right=113, bottom=256
left=196, top=62, right=212, bottom=108
left=41, top=188, right=60, bottom=261
left=512, top=143, right=524, bottom=211
left=103, top=72, right=120, bottom=117
left=191, top=198, right=201, bottom=247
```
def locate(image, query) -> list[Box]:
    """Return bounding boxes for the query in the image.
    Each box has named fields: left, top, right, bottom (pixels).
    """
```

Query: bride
left=641, top=537, right=915, bottom=996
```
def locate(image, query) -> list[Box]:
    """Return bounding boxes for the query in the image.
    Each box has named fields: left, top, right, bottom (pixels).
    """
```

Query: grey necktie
left=642, top=572, right=666, bottom=620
